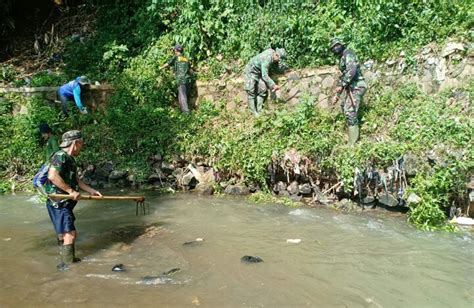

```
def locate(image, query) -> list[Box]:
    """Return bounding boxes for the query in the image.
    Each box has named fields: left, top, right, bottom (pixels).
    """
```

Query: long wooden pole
left=48, top=193, right=145, bottom=202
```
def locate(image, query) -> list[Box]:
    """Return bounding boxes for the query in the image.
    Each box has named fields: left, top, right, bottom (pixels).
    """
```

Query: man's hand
left=69, top=190, right=81, bottom=201
left=273, top=85, right=281, bottom=91
left=331, top=95, right=340, bottom=105
left=91, top=190, right=103, bottom=197
left=334, top=86, right=343, bottom=94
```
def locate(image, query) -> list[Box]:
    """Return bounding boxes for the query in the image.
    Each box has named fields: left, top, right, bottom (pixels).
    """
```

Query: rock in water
left=112, top=264, right=125, bottom=272
left=241, top=255, right=263, bottom=263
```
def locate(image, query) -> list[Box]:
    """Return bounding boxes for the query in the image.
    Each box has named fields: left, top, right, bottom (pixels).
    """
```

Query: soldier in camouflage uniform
left=244, top=48, right=287, bottom=116
left=161, top=44, right=193, bottom=113
left=330, top=38, right=367, bottom=145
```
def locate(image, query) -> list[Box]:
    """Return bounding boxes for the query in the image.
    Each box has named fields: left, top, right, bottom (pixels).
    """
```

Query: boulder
left=273, top=181, right=287, bottom=193
left=109, top=170, right=128, bottom=181
left=195, top=183, right=215, bottom=195
left=83, top=164, right=95, bottom=177
left=298, top=183, right=312, bottom=195
left=95, top=162, right=114, bottom=181
left=407, top=193, right=422, bottom=205
left=287, top=181, right=299, bottom=195
left=181, top=172, right=195, bottom=186
left=333, top=198, right=361, bottom=212
left=224, top=184, right=250, bottom=195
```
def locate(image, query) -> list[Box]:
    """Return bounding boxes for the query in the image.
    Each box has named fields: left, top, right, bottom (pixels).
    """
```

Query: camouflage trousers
left=244, top=76, right=269, bottom=115
left=340, top=86, right=366, bottom=126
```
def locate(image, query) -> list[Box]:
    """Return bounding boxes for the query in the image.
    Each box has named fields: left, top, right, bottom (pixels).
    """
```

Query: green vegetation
left=1, top=1, right=473, bottom=230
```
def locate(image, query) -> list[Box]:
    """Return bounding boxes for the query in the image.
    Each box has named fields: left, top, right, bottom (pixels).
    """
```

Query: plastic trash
left=286, top=239, right=302, bottom=244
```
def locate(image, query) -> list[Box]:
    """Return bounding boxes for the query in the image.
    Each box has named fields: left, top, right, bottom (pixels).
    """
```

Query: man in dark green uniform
left=330, top=38, right=367, bottom=145
left=39, top=123, right=60, bottom=163
left=160, top=44, right=193, bottom=113
left=244, top=48, right=287, bottom=116
left=46, top=130, right=102, bottom=271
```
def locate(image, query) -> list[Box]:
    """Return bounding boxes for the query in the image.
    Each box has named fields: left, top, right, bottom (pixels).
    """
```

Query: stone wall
left=193, top=41, right=473, bottom=110
left=1, top=41, right=472, bottom=113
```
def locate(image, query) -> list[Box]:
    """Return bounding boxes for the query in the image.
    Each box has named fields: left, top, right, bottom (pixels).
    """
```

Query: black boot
left=71, top=244, right=81, bottom=263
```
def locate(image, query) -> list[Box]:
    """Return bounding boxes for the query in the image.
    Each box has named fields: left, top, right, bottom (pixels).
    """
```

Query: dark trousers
left=177, top=84, right=189, bottom=113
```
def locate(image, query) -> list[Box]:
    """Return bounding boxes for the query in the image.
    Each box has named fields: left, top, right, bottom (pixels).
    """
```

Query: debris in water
left=3, top=238, right=11, bottom=241
left=191, top=296, right=200, bottom=306
left=286, top=239, right=302, bottom=244
left=162, top=267, right=180, bottom=276
left=183, top=238, right=204, bottom=246
left=241, top=255, right=263, bottom=263
left=112, top=264, right=125, bottom=272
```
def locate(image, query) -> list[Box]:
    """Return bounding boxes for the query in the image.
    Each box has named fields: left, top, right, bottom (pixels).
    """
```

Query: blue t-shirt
left=58, top=77, right=84, bottom=109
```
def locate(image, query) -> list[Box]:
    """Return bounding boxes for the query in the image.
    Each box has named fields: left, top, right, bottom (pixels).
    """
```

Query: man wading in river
left=45, top=130, right=102, bottom=271
left=330, top=38, right=367, bottom=145
left=244, top=48, right=288, bottom=116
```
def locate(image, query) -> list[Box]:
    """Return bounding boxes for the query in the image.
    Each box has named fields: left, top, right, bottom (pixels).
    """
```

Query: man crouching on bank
left=45, top=130, right=102, bottom=271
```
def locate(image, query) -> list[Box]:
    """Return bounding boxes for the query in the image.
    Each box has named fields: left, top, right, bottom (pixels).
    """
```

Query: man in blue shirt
left=57, top=76, right=91, bottom=117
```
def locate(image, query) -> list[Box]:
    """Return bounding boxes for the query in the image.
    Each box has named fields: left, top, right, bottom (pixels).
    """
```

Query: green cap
left=329, top=38, right=345, bottom=49
left=60, top=130, right=82, bottom=148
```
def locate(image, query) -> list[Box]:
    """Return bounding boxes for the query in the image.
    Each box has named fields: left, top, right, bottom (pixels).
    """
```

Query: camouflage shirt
left=244, top=49, right=287, bottom=90
left=338, top=49, right=366, bottom=89
left=167, top=55, right=192, bottom=85
left=45, top=135, right=60, bottom=163
left=45, top=150, right=79, bottom=194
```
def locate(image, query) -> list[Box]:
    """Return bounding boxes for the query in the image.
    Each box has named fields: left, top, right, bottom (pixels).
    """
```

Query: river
left=0, top=192, right=472, bottom=307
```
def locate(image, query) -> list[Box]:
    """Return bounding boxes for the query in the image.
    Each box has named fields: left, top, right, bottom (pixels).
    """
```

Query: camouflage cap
left=78, top=76, right=91, bottom=86
left=275, top=48, right=287, bottom=59
left=329, top=38, right=345, bottom=49
left=173, top=44, right=183, bottom=52
left=60, top=130, right=82, bottom=148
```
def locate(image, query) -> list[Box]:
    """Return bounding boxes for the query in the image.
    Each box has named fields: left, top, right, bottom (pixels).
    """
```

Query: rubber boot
left=57, top=244, right=74, bottom=271
left=247, top=96, right=258, bottom=116
left=348, top=125, right=359, bottom=145
left=71, top=244, right=81, bottom=263
left=256, top=96, right=265, bottom=115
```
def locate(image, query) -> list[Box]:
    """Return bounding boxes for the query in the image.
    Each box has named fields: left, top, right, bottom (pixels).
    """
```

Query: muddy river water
left=0, top=193, right=472, bottom=307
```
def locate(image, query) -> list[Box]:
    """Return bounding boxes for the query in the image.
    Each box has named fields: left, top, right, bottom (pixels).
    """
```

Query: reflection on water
left=0, top=193, right=472, bottom=307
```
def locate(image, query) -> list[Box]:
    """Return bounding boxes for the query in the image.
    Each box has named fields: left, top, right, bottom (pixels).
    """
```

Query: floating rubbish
left=183, top=238, right=204, bottom=246
left=450, top=217, right=474, bottom=226
left=241, top=255, right=263, bottom=263
left=112, top=264, right=125, bottom=272
left=162, top=268, right=180, bottom=276
left=286, top=239, right=302, bottom=244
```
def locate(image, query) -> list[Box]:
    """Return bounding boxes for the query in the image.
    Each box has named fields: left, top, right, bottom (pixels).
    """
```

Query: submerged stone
left=112, top=264, right=125, bottom=272
left=241, top=255, right=263, bottom=263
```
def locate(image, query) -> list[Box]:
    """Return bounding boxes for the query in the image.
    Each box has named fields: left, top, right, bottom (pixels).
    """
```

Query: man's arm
left=78, top=179, right=102, bottom=197
left=72, top=85, right=85, bottom=110
left=261, top=60, right=277, bottom=90
left=48, top=168, right=80, bottom=200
